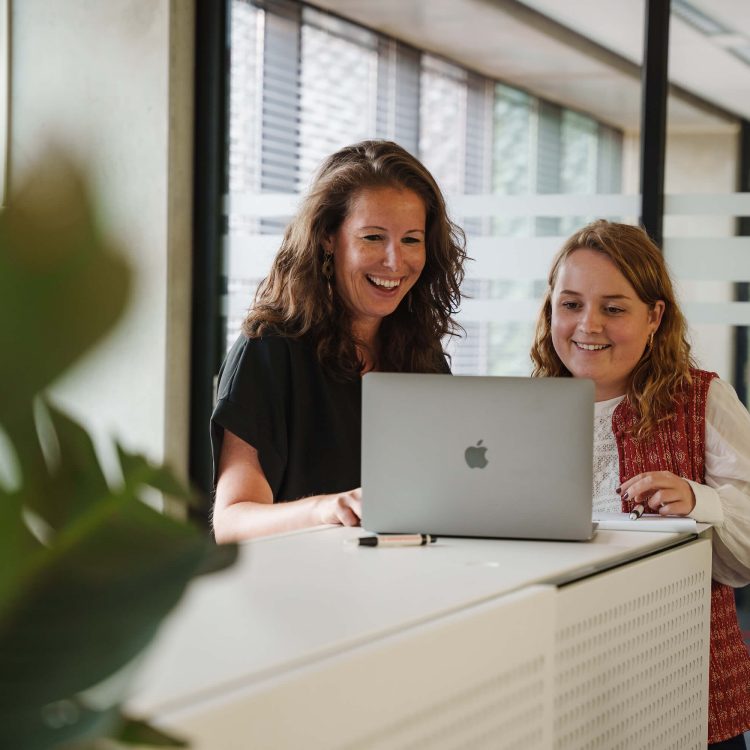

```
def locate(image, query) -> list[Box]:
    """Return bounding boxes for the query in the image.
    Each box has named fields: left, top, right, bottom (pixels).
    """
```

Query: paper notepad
left=593, top=512, right=698, bottom=533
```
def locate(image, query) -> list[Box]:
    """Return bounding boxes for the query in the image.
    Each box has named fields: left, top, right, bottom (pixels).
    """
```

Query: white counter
left=130, top=525, right=712, bottom=749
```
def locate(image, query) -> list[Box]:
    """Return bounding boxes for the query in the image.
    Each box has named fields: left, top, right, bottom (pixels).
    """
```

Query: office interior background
left=6, top=0, right=750, bottom=638
left=3, top=1, right=750, bottom=745
left=219, top=0, right=750, bottom=385
left=205, top=0, right=750, bottom=493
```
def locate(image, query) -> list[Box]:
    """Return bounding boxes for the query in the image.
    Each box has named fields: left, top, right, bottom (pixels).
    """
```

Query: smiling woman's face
left=550, top=248, right=664, bottom=401
left=327, top=185, right=426, bottom=342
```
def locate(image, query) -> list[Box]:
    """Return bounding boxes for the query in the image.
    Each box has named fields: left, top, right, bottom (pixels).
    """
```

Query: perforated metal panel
left=352, top=657, right=547, bottom=750
left=554, top=538, right=712, bottom=750
left=162, top=586, right=555, bottom=750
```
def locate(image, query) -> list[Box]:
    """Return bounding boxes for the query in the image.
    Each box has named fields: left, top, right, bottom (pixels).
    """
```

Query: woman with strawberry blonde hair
left=532, top=219, right=750, bottom=749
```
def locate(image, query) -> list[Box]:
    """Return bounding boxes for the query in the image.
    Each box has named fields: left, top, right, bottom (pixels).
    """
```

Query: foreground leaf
left=0, top=484, right=236, bottom=749
left=0, top=152, right=130, bottom=430
left=114, top=715, right=188, bottom=747
left=0, top=491, right=44, bottom=603
left=20, top=402, right=112, bottom=533
left=0, top=149, right=239, bottom=750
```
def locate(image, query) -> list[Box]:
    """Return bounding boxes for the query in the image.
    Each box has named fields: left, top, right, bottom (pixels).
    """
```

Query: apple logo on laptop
left=464, top=440, right=488, bottom=469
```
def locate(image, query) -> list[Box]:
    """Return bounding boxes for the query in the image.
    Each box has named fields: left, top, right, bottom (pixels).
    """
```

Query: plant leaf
left=20, top=402, right=112, bottom=532
left=113, top=714, right=188, bottom=747
left=0, top=491, right=234, bottom=749
left=0, top=151, right=130, bottom=431
left=0, top=149, right=238, bottom=750
left=116, top=445, right=196, bottom=505
left=0, top=491, right=44, bottom=604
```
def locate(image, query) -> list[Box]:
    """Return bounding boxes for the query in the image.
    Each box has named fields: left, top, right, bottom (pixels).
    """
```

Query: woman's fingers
left=337, top=493, right=362, bottom=525
left=619, top=471, right=663, bottom=499
left=618, top=472, right=696, bottom=516
left=620, top=471, right=672, bottom=503
left=337, top=507, right=360, bottom=526
left=656, top=494, right=695, bottom=516
left=647, top=489, right=684, bottom=512
left=318, top=489, right=363, bottom=526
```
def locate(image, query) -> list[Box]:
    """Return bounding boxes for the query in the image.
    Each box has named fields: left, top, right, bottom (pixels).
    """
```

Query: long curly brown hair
left=530, top=220, right=695, bottom=437
left=243, top=140, right=466, bottom=379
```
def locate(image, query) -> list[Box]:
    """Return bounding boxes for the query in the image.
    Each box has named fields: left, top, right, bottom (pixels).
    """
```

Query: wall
left=9, top=0, right=195, bottom=502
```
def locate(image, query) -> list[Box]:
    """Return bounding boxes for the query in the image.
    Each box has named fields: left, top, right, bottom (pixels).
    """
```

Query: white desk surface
left=131, top=524, right=700, bottom=717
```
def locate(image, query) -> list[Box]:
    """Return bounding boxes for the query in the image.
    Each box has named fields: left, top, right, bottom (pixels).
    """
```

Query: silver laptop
left=362, top=373, right=595, bottom=541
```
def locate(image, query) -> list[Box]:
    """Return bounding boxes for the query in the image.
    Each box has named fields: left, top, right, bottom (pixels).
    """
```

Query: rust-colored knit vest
left=612, top=369, right=750, bottom=743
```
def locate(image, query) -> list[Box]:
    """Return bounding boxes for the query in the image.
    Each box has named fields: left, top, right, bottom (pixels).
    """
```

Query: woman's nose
left=382, top=240, right=401, bottom=271
left=578, top=307, right=603, bottom=333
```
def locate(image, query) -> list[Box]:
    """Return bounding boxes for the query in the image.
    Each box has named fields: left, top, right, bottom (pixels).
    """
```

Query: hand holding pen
left=618, top=471, right=696, bottom=517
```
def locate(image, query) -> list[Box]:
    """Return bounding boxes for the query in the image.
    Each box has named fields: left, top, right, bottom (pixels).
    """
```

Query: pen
left=629, top=503, right=645, bottom=520
left=355, top=534, right=438, bottom=547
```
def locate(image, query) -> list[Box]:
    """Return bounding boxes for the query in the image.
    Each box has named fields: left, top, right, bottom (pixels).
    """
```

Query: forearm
left=705, top=486, right=750, bottom=587
left=687, top=481, right=750, bottom=587
left=698, top=378, right=750, bottom=586
left=213, top=496, right=324, bottom=543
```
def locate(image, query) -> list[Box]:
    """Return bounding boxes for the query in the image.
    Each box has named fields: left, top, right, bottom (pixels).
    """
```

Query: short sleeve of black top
left=210, top=335, right=362, bottom=502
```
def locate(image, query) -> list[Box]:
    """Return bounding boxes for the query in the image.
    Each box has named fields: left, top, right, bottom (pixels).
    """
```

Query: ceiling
left=309, top=0, right=750, bottom=134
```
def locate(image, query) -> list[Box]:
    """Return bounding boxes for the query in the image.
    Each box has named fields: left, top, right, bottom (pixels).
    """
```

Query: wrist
left=688, top=488, right=696, bottom=514
left=309, top=494, right=327, bottom=525
left=685, top=480, right=724, bottom=524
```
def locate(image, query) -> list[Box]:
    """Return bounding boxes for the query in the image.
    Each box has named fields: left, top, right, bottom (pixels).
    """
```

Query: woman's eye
left=402, top=236, right=422, bottom=245
left=606, top=306, right=625, bottom=314
left=561, top=301, right=580, bottom=310
left=362, top=234, right=383, bottom=242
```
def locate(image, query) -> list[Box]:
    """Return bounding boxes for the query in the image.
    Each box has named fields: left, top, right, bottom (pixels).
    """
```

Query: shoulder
left=224, top=332, right=313, bottom=369
left=220, top=333, right=285, bottom=375
left=677, top=368, right=719, bottom=405
left=688, top=368, right=719, bottom=388
left=706, top=377, right=747, bottom=418
left=703, top=377, right=750, bottom=459
left=218, top=334, right=316, bottom=401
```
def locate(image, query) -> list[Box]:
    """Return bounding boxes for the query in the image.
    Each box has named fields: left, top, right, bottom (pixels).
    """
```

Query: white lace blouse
left=592, top=378, right=750, bottom=588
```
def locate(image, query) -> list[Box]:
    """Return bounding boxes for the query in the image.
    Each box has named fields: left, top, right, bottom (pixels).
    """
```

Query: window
left=298, top=9, right=378, bottom=189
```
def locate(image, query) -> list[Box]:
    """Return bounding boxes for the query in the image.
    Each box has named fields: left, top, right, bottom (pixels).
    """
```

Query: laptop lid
left=361, top=373, right=595, bottom=541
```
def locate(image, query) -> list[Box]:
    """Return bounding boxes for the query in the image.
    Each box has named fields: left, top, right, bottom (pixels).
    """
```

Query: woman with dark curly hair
left=211, top=140, right=466, bottom=542
left=532, top=220, right=750, bottom=749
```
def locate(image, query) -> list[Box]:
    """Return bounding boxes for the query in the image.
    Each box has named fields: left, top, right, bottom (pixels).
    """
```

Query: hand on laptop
left=315, top=488, right=362, bottom=527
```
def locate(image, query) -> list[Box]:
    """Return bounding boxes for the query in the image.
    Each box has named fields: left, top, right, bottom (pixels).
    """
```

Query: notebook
left=593, top=512, right=698, bottom=533
left=361, top=373, right=595, bottom=541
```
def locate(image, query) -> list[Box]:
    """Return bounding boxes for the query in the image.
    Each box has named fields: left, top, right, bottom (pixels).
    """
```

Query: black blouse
left=211, top=335, right=362, bottom=501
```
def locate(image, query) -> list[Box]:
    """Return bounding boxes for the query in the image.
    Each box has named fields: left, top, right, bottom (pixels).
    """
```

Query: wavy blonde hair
left=530, top=220, right=695, bottom=437
left=243, top=140, right=466, bottom=379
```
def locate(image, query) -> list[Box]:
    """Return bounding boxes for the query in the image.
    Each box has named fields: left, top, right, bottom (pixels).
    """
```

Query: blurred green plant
left=0, top=153, right=237, bottom=749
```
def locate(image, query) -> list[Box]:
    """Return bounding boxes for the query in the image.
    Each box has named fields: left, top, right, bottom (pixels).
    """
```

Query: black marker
left=355, top=534, right=437, bottom=547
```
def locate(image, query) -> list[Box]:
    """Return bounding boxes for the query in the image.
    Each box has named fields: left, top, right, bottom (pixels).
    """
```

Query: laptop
left=361, top=373, right=595, bottom=541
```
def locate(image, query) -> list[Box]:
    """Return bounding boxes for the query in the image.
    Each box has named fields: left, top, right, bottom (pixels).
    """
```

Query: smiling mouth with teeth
left=574, top=341, right=611, bottom=351
left=366, top=275, right=402, bottom=289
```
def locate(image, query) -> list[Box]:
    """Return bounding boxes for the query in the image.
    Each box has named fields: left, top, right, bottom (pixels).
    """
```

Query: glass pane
left=418, top=55, right=466, bottom=196
left=298, top=13, right=378, bottom=190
